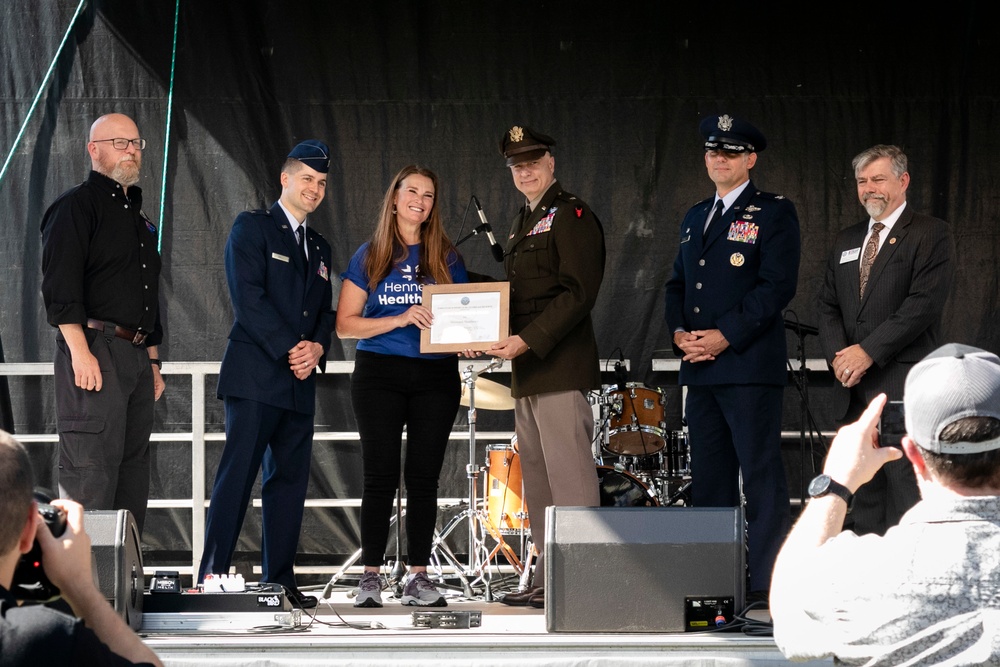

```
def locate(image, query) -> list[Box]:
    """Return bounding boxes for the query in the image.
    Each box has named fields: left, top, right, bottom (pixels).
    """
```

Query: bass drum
left=597, top=466, right=658, bottom=507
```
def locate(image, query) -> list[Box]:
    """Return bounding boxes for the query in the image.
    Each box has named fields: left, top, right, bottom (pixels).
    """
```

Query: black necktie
left=703, top=200, right=724, bottom=239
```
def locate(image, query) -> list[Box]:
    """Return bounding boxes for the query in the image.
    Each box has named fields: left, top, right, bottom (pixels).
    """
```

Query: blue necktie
left=703, top=200, right=725, bottom=239
left=296, top=226, right=308, bottom=279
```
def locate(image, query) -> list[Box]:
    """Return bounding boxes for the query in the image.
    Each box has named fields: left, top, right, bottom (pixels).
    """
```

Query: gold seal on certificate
left=419, top=282, right=511, bottom=353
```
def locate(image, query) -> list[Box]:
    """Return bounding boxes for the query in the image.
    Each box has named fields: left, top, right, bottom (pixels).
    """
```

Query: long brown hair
left=363, top=165, right=458, bottom=290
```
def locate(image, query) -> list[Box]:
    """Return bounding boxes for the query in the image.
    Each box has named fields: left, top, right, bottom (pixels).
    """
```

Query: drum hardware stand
left=516, top=541, right=536, bottom=591
left=591, top=387, right=617, bottom=464
left=434, top=357, right=521, bottom=601
left=387, top=472, right=407, bottom=595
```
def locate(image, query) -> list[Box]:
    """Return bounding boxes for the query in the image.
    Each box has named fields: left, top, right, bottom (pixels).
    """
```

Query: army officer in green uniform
left=490, top=126, right=606, bottom=609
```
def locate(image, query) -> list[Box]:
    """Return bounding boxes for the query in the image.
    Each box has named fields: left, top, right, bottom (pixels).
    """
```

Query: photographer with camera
left=0, top=431, right=161, bottom=667
left=771, top=344, right=1000, bottom=664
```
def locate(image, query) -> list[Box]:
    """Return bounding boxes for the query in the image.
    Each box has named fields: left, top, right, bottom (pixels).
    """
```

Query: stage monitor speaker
left=85, top=510, right=143, bottom=631
left=545, top=506, right=744, bottom=633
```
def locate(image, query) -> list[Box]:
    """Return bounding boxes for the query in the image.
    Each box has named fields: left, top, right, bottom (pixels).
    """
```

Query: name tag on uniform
left=840, top=247, right=861, bottom=264
left=272, top=253, right=290, bottom=262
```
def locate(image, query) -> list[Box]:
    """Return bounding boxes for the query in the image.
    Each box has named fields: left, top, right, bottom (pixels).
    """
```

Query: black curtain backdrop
left=2, top=1, right=997, bottom=564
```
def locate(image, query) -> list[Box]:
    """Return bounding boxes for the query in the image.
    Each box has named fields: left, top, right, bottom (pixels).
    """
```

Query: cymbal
left=460, top=377, right=514, bottom=411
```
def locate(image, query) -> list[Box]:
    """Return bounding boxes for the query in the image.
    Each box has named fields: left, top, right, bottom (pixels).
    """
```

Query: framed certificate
left=419, top=282, right=510, bottom=353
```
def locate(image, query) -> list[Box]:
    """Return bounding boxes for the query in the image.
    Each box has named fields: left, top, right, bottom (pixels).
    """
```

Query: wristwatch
left=808, top=474, right=854, bottom=512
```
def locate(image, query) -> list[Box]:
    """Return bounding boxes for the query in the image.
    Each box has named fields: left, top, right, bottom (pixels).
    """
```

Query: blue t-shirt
left=341, top=242, right=469, bottom=358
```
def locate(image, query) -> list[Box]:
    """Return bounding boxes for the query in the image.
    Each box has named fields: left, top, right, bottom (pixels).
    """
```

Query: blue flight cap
left=287, top=139, right=330, bottom=173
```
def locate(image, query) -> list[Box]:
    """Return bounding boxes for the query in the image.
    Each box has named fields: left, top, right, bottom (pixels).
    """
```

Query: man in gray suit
left=817, top=144, right=955, bottom=536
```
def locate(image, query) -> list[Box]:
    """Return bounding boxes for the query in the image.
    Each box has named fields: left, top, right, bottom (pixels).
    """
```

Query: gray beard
left=863, top=197, right=886, bottom=219
left=111, top=161, right=140, bottom=187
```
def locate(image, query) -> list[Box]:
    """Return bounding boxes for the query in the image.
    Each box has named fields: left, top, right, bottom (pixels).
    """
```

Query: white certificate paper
left=420, top=282, right=510, bottom=353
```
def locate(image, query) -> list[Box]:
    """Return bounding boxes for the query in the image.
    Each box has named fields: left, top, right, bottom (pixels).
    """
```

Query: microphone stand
left=784, top=317, right=820, bottom=509
left=455, top=224, right=489, bottom=248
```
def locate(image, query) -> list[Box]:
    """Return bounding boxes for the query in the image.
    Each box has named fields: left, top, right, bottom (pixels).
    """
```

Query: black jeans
left=351, top=351, right=461, bottom=566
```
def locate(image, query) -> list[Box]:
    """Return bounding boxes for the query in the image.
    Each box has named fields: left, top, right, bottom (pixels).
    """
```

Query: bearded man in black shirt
left=40, top=113, right=165, bottom=535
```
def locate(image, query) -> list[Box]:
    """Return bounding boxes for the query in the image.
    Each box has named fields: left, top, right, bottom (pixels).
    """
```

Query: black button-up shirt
left=41, top=171, right=163, bottom=346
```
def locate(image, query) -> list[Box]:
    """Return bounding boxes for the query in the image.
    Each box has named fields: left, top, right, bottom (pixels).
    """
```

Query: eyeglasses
left=92, top=138, right=146, bottom=150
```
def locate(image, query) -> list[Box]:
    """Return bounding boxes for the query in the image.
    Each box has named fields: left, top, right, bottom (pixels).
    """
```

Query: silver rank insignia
left=730, top=252, right=745, bottom=267
left=717, top=114, right=734, bottom=131
left=509, top=126, right=524, bottom=142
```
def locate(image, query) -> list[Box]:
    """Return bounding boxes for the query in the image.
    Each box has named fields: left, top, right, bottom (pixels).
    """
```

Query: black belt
left=86, top=319, right=148, bottom=346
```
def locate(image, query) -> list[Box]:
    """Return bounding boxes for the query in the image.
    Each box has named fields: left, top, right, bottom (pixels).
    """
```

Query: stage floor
left=141, top=588, right=833, bottom=667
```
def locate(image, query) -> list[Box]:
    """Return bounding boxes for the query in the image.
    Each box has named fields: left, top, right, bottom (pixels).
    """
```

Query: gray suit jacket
left=817, top=205, right=955, bottom=420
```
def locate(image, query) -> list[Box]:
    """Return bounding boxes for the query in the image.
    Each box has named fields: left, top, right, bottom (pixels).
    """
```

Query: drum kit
left=430, top=362, right=691, bottom=598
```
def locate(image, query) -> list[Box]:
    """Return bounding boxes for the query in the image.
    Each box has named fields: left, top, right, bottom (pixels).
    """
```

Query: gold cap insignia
left=717, top=114, right=734, bottom=132
left=509, top=126, right=524, bottom=142
left=730, top=252, right=745, bottom=267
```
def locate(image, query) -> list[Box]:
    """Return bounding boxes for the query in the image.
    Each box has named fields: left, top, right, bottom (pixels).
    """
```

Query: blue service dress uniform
left=199, top=203, right=335, bottom=591
left=664, top=180, right=800, bottom=594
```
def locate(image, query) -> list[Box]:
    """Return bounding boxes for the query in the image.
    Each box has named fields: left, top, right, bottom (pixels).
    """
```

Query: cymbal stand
left=433, top=357, right=514, bottom=600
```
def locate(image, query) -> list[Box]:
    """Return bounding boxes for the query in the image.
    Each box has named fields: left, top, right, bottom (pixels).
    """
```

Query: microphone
left=472, top=195, right=505, bottom=262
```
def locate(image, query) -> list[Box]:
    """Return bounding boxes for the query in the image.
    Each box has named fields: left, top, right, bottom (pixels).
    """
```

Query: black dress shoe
left=527, top=590, right=545, bottom=608
left=284, top=586, right=319, bottom=609
left=500, top=586, right=543, bottom=606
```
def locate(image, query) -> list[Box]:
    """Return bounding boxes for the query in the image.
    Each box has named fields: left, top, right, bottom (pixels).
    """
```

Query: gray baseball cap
left=904, top=343, right=1000, bottom=454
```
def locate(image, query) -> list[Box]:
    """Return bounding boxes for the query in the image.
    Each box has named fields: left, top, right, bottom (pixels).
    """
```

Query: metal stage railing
left=2, top=356, right=833, bottom=577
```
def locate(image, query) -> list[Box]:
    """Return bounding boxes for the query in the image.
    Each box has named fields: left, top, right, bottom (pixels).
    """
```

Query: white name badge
left=840, top=247, right=861, bottom=264
left=272, top=253, right=290, bottom=263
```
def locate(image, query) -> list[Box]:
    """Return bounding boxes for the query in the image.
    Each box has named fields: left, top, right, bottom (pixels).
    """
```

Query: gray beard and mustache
left=110, top=156, right=141, bottom=187
left=862, top=193, right=887, bottom=218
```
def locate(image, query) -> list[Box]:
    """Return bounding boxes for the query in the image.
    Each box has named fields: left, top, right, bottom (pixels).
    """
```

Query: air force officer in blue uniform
left=665, top=115, right=800, bottom=600
left=199, top=141, right=335, bottom=608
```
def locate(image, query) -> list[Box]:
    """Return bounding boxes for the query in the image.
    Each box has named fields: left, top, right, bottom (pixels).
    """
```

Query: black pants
left=53, top=327, right=153, bottom=534
left=351, top=351, right=460, bottom=567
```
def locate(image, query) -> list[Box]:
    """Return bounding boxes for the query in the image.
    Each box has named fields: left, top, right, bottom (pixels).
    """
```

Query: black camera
left=10, top=493, right=68, bottom=602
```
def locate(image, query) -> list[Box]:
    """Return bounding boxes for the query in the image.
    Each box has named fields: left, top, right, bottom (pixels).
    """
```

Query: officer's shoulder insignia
left=758, top=191, right=785, bottom=201
left=249, top=208, right=270, bottom=215
left=555, top=190, right=576, bottom=202
left=556, top=191, right=590, bottom=219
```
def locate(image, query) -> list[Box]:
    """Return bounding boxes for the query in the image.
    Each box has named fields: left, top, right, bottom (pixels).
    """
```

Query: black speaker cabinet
left=545, top=506, right=745, bottom=633
left=85, top=510, right=143, bottom=631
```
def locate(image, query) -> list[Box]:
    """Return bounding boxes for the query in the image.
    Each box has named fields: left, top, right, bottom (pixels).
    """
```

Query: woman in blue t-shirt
left=336, top=165, right=469, bottom=608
